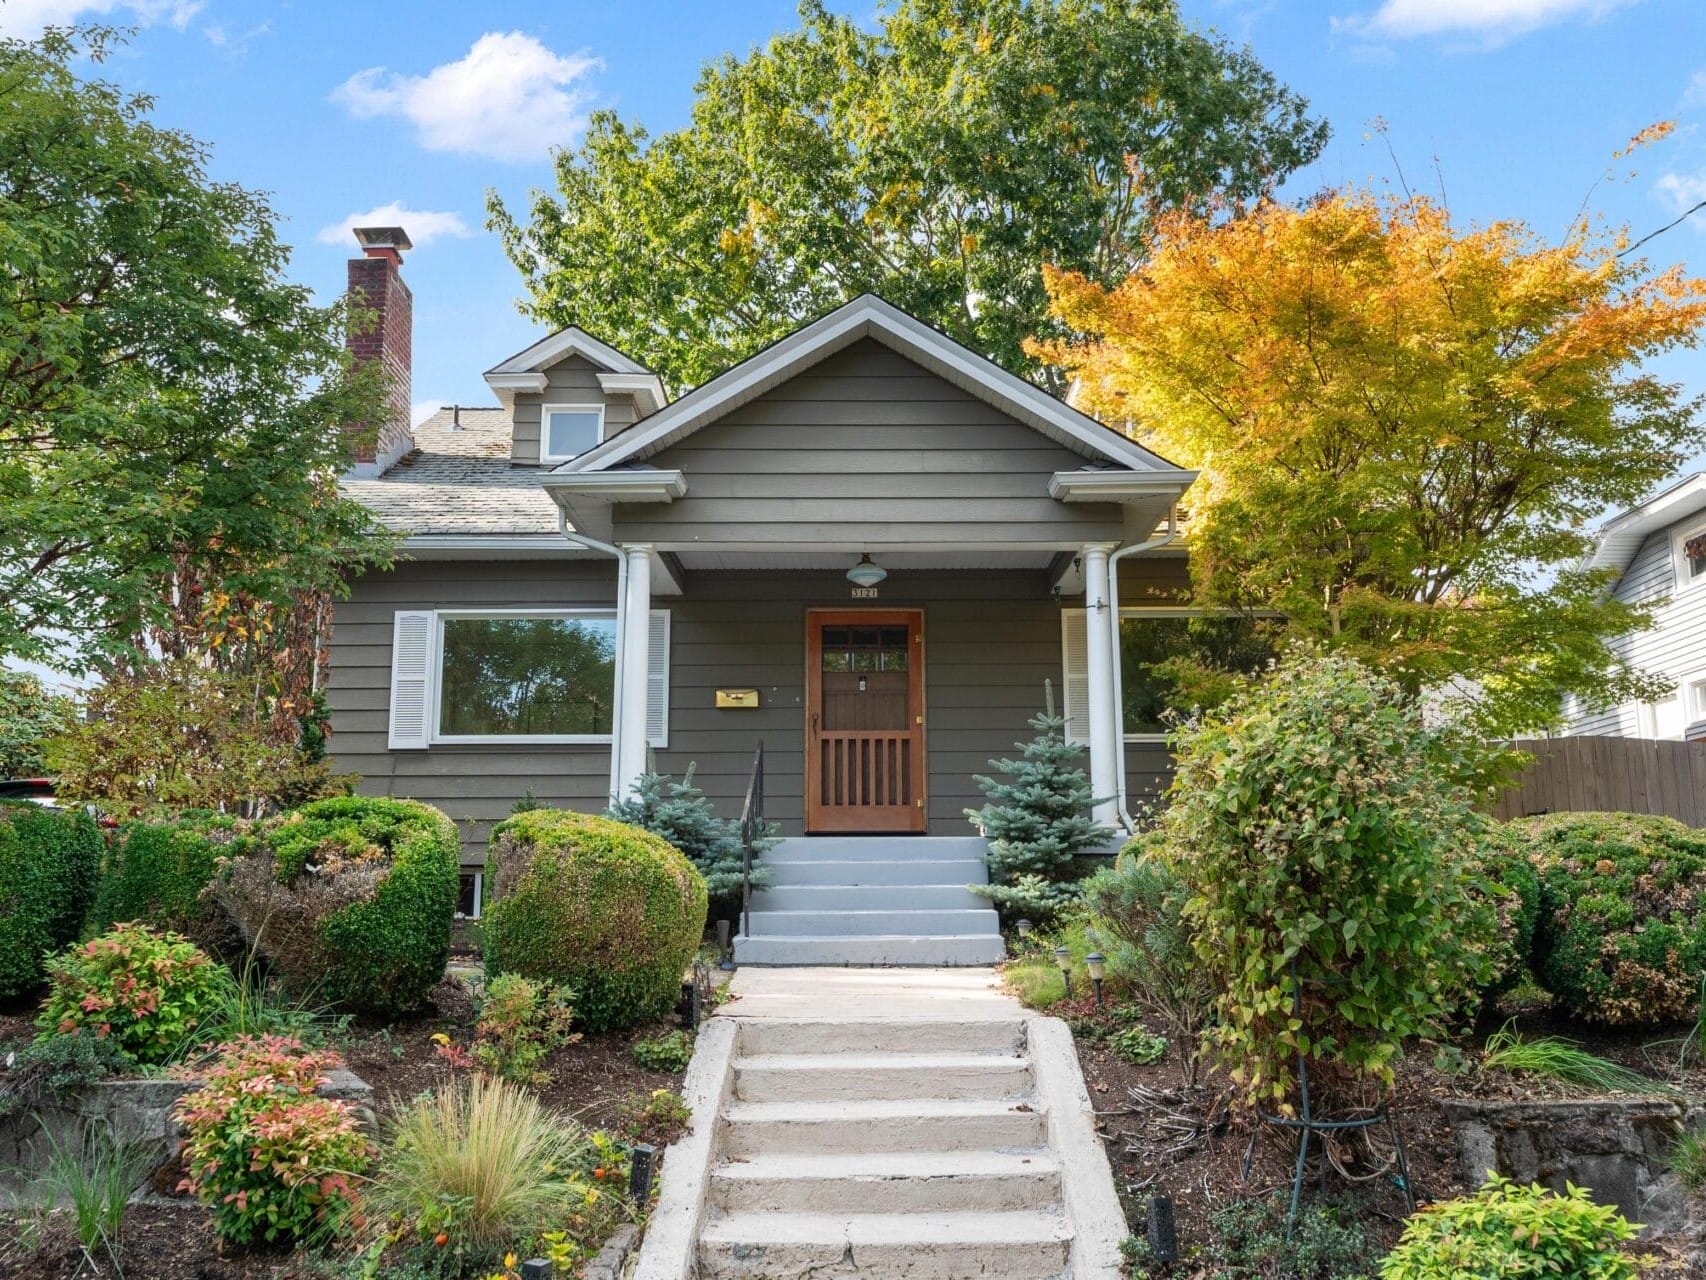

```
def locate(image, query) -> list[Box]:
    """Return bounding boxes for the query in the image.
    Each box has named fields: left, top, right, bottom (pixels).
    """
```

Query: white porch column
left=616, top=543, right=653, bottom=798
left=1082, top=543, right=1120, bottom=828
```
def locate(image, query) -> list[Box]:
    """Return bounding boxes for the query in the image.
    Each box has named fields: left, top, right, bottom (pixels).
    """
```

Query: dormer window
left=541, top=404, right=605, bottom=462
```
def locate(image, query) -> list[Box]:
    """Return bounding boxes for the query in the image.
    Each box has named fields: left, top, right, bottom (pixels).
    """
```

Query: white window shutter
left=1060, top=608, right=1090, bottom=746
left=645, top=609, right=671, bottom=749
left=388, top=611, right=435, bottom=749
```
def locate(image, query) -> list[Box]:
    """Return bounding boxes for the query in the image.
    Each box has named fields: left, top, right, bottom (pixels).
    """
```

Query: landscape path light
left=1054, top=945, right=1073, bottom=1000
left=1086, top=951, right=1106, bottom=1008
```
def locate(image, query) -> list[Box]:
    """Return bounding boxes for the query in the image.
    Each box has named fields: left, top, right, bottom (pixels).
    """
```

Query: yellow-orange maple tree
left=1033, top=190, right=1706, bottom=733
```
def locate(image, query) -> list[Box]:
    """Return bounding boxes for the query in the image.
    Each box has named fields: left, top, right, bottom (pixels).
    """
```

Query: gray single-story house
left=329, top=229, right=1217, bottom=959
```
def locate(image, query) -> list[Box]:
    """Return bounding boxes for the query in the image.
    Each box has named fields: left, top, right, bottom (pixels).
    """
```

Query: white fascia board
left=484, top=372, right=548, bottom=393
left=540, top=469, right=688, bottom=504
left=597, top=371, right=669, bottom=416
left=485, top=325, right=652, bottom=376
left=1049, top=469, right=1198, bottom=502
left=400, top=535, right=607, bottom=559
left=559, top=294, right=1193, bottom=477
left=1584, top=471, right=1706, bottom=576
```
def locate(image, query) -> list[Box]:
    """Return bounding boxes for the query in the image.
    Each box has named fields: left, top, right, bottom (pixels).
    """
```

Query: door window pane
left=439, top=615, right=617, bottom=736
left=1119, top=615, right=1278, bottom=734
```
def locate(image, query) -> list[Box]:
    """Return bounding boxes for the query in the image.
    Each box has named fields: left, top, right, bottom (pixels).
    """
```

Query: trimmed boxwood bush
left=94, top=811, right=252, bottom=955
left=0, top=800, right=102, bottom=999
left=1512, top=811, right=1706, bottom=1026
left=213, top=797, right=460, bottom=1017
left=483, top=810, right=707, bottom=1032
left=1470, top=827, right=1544, bottom=1006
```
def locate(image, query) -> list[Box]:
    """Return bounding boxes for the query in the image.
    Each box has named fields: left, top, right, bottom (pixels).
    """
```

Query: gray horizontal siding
left=1565, top=524, right=1706, bottom=737
left=325, top=559, right=619, bottom=858
left=613, top=339, right=1126, bottom=546
left=510, top=353, right=639, bottom=465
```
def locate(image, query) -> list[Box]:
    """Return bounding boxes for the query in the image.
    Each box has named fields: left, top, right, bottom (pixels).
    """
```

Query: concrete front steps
left=636, top=1015, right=1125, bottom=1279
left=734, top=837, right=1005, bottom=967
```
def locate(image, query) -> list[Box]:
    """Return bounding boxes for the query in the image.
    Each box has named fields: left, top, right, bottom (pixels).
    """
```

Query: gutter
left=1107, top=504, right=1181, bottom=833
left=557, top=509, right=627, bottom=805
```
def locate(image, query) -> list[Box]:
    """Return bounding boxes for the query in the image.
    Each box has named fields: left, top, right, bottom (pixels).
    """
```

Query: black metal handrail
left=738, top=741, right=764, bottom=942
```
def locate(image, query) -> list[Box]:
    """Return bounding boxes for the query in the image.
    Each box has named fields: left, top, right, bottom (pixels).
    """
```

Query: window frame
left=1671, top=513, right=1706, bottom=593
left=430, top=607, right=619, bottom=745
left=456, top=869, right=484, bottom=921
left=1119, top=606, right=1278, bottom=743
left=538, top=403, right=607, bottom=464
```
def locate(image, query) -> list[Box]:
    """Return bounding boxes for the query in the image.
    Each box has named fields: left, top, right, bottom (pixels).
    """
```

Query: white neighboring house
left=1564, top=472, right=1706, bottom=741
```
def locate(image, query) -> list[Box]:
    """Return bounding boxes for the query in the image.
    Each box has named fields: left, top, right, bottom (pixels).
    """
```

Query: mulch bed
left=1065, top=990, right=1706, bottom=1274
left=0, top=977, right=693, bottom=1280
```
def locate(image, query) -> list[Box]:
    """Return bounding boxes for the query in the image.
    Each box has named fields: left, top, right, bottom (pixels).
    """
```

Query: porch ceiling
left=671, top=548, right=1059, bottom=572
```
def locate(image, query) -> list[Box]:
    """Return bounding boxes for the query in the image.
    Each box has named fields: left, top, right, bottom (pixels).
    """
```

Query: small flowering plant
left=36, top=922, right=232, bottom=1064
left=174, top=1035, right=373, bottom=1245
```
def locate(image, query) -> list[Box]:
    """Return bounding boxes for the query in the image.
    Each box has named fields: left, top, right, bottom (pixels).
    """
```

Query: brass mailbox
left=716, top=688, right=760, bottom=709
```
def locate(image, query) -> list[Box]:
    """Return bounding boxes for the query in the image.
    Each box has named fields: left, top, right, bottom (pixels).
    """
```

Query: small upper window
left=1673, top=517, right=1706, bottom=591
left=542, top=406, right=604, bottom=461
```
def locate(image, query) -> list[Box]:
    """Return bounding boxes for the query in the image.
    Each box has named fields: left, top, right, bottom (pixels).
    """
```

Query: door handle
left=810, top=712, right=819, bottom=736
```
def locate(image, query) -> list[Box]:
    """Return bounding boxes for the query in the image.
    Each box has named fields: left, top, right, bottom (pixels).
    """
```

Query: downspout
left=557, top=508, right=628, bottom=804
left=1107, top=503, right=1180, bottom=833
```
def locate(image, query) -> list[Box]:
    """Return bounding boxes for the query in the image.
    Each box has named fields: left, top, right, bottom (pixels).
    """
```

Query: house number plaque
left=716, top=689, right=760, bottom=709
left=850, top=585, right=879, bottom=599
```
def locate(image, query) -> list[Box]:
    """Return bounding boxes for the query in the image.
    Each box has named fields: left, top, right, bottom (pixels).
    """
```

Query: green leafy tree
left=966, top=681, right=1111, bottom=921
left=0, top=669, right=76, bottom=778
left=608, top=764, right=774, bottom=906
left=0, top=27, right=390, bottom=672
left=491, top=0, right=1327, bottom=391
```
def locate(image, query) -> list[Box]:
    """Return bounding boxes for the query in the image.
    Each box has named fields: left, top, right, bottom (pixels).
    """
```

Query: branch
left=1620, top=200, right=1706, bottom=258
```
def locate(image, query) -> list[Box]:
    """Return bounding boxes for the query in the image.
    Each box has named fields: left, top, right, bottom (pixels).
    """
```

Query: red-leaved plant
left=175, top=1035, right=372, bottom=1245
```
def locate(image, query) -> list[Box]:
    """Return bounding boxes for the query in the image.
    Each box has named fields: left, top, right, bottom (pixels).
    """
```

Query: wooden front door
left=805, top=609, right=926, bottom=833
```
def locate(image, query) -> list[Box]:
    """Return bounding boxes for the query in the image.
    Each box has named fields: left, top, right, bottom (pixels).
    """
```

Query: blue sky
left=8, top=0, right=1706, bottom=437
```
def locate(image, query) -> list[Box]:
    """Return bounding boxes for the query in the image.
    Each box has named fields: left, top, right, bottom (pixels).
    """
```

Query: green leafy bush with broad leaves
left=36, top=923, right=233, bottom=1064
left=1380, top=1174, right=1640, bottom=1279
left=212, top=796, right=460, bottom=1017
left=1510, top=811, right=1706, bottom=1027
left=633, top=1029, right=695, bottom=1072
left=483, top=810, right=707, bottom=1032
left=175, top=1035, right=371, bottom=1246
left=0, top=800, right=102, bottom=999
left=1152, top=652, right=1501, bottom=1107
left=470, top=972, right=579, bottom=1087
left=1083, top=839, right=1215, bottom=1083
left=93, top=811, right=252, bottom=953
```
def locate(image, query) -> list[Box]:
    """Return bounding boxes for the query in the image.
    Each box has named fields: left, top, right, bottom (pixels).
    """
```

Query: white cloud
left=330, top=32, right=599, bottom=164
left=1335, top=0, right=1636, bottom=43
left=410, top=401, right=445, bottom=429
left=317, top=202, right=472, bottom=249
left=1655, top=169, right=1706, bottom=220
left=0, top=0, right=201, bottom=36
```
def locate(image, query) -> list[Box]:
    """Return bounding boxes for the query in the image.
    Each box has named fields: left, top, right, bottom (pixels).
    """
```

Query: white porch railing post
left=1082, top=543, right=1120, bottom=828
left=617, top=544, right=653, bottom=798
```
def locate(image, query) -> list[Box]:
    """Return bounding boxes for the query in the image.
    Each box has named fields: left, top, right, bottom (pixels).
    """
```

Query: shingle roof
left=340, top=407, right=562, bottom=537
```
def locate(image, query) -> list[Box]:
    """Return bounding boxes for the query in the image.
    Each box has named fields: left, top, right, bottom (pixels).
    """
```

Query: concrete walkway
left=718, top=965, right=1025, bottom=1021
left=636, top=967, right=1127, bottom=1279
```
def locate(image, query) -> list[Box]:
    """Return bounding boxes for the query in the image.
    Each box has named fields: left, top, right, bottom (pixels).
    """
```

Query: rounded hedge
left=1511, top=811, right=1706, bottom=1027
left=94, top=811, right=252, bottom=956
left=482, top=810, right=707, bottom=1032
left=0, top=801, right=102, bottom=1000
left=1470, top=828, right=1544, bottom=1006
left=214, top=797, right=460, bottom=1017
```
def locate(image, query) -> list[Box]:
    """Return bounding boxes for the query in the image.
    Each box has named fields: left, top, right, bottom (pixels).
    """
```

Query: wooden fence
left=1489, top=736, right=1706, bottom=827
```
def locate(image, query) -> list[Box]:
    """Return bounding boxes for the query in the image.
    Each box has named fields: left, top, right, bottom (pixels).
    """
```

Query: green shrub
left=0, top=800, right=102, bottom=999
left=1083, top=839, right=1215, bottom=1082
left=483, top=810, right=707, bottom=1033
left=633, top=1029, right=695, bottom=1072
left=1153, top=652, right=1501, bottom=1106
left=1126, top=1195, right=1372, bottom=1280
left=93, top=811, right=251, bottom=952
left=470, top=972, right=579, bottom=1087
left=212, top=796, right=461, bottom=1017
left=0, top=1030, right=135, bottom=1119
left=607, top=764, right=773, bottom=907
left=1511, top=811, right=1706, bottom=1027
left=1471, top=830, right=1543, bottom=1006
left=175, top=1035, right=371, bottom=1246
left=36, top=923, right=232, bottom=1064
left=1108, top=1024, right=1166, bottom=1065
left=1380, top=1174, right=1640, bottom=1279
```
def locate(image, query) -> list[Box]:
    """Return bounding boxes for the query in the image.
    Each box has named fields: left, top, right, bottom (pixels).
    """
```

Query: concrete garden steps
left=734, top=836, right=1004, bottom=966
left=675, top=1016, right=1116, bottom=1279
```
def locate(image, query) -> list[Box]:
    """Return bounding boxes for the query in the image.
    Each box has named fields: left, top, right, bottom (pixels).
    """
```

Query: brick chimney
left=345, top=226, right=414, bottom=476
